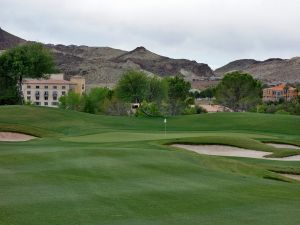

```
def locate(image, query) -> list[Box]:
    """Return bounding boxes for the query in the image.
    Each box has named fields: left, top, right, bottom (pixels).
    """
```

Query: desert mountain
left=0, top=28, right=214, bottom=89
left=215, top=58, right=300, bottom=83
left=0, top=27, right=26, bottom=50
left=2, top=28, right=300, bottom=86
left=47, top=44, right=214, bottom=89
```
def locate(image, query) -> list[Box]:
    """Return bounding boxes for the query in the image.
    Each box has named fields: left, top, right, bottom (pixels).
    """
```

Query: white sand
left=280, top=174, right=300, bottom=181
left=265, top=143, right=300, bottom=149
left=0, top=132, right=36, bottom=142
left=173, top=144, right=300, bottom=161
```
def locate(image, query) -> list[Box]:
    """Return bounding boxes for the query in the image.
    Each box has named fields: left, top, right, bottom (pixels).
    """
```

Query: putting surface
left=0, top=106, right=300, bottom=225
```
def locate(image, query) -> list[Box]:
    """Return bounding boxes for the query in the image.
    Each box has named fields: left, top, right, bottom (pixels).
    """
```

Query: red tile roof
left=266, top=83, right=296, bottom=91
left=23, top=79, right=75, bottom=85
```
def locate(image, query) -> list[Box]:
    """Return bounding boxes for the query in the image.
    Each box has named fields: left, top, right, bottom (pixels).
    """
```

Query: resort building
left=262, top=83, right=298, bottom=102
left=22, top=74, right=85, bottom=107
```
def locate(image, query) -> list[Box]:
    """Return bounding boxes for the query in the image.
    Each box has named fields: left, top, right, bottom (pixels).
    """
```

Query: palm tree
left=283, top=84, right=289, bottom=102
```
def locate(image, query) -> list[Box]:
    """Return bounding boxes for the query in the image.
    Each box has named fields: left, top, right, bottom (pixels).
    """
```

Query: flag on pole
left=164, top=118, right=167, bottom=136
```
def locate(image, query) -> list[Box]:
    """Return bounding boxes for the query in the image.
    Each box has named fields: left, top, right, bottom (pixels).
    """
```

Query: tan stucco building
left=22, top=74, right=85, bottom=107
left=263, top=83, right=298, bottom=102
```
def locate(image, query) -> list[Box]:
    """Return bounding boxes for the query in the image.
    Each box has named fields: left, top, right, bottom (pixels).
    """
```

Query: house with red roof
left=263, top=83, right=298, bottom=102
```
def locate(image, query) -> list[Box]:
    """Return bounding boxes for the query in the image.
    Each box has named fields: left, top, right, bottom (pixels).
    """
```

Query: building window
left=27, top=85, right=31, bottom=89
left=44, top=91, right=49, bottom=100
left=35, top=102, right=40, bottom=106
left=27, top=91, right=31, bottom=95
left=82, top=84, right=85, bottom=90
left=62, top=91, right=66, bottom=96
left=45, top=86, right=48, bottom=89
left=36, top=86, right=40, bottom=89
left=27, top=96, right=31, bottom=101
left=44, top=102, right=48, bottom=106
left=52, top=91, right=58, bottom=100
left=51, top=102, right=58, bottom=106
left=53, top=86, right=57, bottom=89
left=62, top=86, right=66, bottom=89
left=35, top=91, right=40, bottom=100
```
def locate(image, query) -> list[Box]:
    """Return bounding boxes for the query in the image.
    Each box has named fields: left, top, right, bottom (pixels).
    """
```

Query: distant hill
left=0, top=28, right=214, bottom=89
left=47, top=44, right=214, bottom=89
left=2, top=27, right=300, bottom=86
left=0, top=27, right=26, bottom=50
left=215, top=58, right=300, bottom=83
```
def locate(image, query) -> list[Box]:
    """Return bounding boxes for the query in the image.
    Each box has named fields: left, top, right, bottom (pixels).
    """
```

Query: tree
left=115, top=71, right=149, bottom=103
left=0, top=43, right=56, bottom=104
left=83, top=87, right=110, bottom=114
left=146, top=77, right=168, bottom=103
left=215, top=71, right=262, bottom=112
left=59, top=92, right=83, bottom=111
left=283, top=84, right=289, bottom=102
left=166, top=76, right=191, bottom=115
left=199, top=87, right=215, bottom=99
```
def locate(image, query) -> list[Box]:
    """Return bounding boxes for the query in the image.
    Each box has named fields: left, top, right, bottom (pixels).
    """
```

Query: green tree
left=283, top=84, right=289, bottom=102
left=166, top=76, right=191, bottom=115
left=215, top=72, right=262, bottom=112
left=59, top=92, right=83, bottom=111
left=199, top=87, right=215, bottom=99
left=83, top=87, right=110, bottom=114
left=115, top=71, right=149, bottom=103
left=0, top=43, right=56, bottom=104
left=146, top=77, right=168, bottom=103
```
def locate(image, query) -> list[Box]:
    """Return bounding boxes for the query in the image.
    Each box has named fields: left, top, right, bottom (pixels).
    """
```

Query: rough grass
left=0, top=106, right=300, bottom=225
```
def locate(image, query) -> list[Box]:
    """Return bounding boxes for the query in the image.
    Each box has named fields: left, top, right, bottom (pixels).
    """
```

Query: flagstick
left=164, top=118, right=167, bottom=137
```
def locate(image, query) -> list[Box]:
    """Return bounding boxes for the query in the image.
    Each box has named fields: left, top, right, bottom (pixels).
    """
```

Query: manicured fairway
left=0, top=106, right=300, bottom=225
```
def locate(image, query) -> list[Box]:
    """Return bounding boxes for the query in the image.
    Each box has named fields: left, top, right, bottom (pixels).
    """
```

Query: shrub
left=103, top=97, right=130, bottom=116
left=275, top=110, right=290, bottom=115
left=136, top=101, right=162, bottom=117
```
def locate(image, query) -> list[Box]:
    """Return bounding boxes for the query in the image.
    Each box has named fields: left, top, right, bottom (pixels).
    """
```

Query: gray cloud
left=1, top=0, right=300, bottom=68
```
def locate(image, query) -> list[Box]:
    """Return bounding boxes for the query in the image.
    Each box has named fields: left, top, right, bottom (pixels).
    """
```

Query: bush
left=136, top=101, right=162, bottom=117
left=103, top=97, right=130, bottom=116
left=265, top=104, right=277, bottom=114
left=195, top=105, right=208, bottom=114
left=275, top=110, right=290, bottom=115
left=183, top=106, right=197, bottom=115
left=182, top=105, right=207, bottom=115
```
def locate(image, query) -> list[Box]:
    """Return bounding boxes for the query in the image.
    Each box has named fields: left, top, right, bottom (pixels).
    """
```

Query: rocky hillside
left=47, top=45, right=214, bottom=89
left=0, top=27, right=26, bottom=50
left=215, top=58, right=300, bottom=83
left=0, top=28, right=215, bottom=89
left=2, top=28, right=300, bottom=86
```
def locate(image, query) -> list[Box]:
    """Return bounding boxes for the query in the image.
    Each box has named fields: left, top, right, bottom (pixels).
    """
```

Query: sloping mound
left=0, top=132, right=36, bottom=142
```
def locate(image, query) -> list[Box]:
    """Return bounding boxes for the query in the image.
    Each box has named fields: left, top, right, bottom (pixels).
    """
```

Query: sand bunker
left=0, top=132, right=36, bottom=142
left=265, top=143, right=300, bottom=150
left=280, top=174, right=300, bottom=181
left=173, top=144, right=300, bottom=161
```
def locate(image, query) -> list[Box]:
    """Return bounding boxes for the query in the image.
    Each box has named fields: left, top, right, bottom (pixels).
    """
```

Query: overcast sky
left=1, top=0, right=300, bottom=68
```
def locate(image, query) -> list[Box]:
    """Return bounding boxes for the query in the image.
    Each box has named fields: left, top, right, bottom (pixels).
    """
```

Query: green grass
left=0, top=105, right=300, bottom=225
